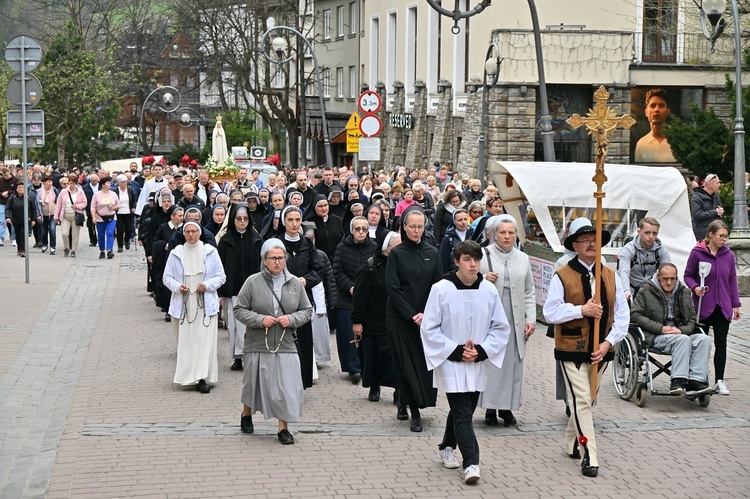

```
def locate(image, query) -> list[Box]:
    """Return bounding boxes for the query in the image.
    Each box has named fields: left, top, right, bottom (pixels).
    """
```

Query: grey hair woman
left=233, top=238, right=313, bottom=444
left=478, top=214, right=536, bottom=426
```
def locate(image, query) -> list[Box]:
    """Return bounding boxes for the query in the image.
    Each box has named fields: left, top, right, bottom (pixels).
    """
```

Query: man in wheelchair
left=630, top=262, right=713, bottom=396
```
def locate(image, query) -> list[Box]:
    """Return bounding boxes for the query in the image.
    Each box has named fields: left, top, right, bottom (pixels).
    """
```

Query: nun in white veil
left=164, top=221, right=227, bottom=393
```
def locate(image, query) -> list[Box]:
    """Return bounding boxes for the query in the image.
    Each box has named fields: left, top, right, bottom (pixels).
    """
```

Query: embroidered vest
left=553, top=261, right=616, bottom=363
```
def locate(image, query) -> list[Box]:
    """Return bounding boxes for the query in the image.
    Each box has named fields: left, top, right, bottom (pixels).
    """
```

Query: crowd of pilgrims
left=138, top=164, right=528, bottom=445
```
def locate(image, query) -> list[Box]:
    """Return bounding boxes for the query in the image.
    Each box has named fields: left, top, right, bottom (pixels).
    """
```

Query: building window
left=337, top=6, right=345, bottom=37
left=349, top=66, right=357, bottom=98
left=323, top=68, right=331, bottom=98
left=306, top=138, right=313, bottom=160
left=323, top=10, right=332, bottom=40
left=349, top=2, right=357, bottom=35
left=369, top=16, right=380, bottom=90
left=336, top=67, right=344, bottom=98
left=642, top=0, right=677, bottom=63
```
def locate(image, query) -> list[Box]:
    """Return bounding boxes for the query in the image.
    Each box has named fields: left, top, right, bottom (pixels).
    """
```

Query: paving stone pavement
left=1, top=234, right=749, bottom=498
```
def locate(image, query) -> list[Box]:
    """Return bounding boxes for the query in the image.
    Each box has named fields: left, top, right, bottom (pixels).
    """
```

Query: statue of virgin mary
left=212, top=115, right=229, bottom=165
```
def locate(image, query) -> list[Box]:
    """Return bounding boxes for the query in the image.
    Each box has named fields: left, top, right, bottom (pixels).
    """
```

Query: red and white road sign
left=359, top=114, right=382, bottom=137
left=357, top=91, right=381, bottom=114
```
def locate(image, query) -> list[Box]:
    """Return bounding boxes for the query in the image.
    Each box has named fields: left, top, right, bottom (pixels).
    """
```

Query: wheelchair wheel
left=613, top=334, right=638, bottom=400
left=698, top=394, right=711, bottom=407
left=635, top=383, right=648, bottom=407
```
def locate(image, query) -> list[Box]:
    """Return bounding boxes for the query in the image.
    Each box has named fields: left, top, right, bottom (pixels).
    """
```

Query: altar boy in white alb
left=421, top=240, right=511, bottom=485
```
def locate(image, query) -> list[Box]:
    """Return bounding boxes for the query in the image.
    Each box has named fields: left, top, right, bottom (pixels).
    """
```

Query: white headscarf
left=182, top=221, right=204, bottom=276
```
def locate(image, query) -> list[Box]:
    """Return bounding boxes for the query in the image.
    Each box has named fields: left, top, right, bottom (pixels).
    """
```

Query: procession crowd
left=0, top=158, right=740, bottom=484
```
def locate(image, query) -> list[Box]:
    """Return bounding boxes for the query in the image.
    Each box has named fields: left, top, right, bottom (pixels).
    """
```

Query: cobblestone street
left=1, top=242, right=749, bottom=498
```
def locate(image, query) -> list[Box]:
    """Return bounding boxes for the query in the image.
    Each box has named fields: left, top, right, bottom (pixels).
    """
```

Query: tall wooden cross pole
left=566, top=86, right=636, bottom=401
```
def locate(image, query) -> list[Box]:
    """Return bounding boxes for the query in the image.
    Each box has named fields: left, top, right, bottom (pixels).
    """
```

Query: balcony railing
left=636, top=31, right=741, bottom=66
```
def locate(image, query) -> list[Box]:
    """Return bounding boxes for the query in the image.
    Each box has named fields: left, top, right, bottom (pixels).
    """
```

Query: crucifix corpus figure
left=543, top=86, right=632, bottom=478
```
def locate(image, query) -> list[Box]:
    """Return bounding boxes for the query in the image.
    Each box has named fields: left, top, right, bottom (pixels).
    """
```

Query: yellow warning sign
left=346, top=112, right=363, bottom=153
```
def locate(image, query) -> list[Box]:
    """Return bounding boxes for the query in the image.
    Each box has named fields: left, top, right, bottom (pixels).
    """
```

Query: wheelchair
left=612, top=324, right=711, bottom=408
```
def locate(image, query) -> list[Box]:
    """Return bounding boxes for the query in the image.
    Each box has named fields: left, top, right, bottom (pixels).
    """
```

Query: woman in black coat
left=432, top=189, right=466, bottom=247
left=276, top=206, right=323, bottom=389
left=352, top=230, right=401, bottom=404
left=5, top=182, right=36, bottom=256
left=385, top=205, right=442, bottom=432
left=218, top=203, right=262, bottom=371
left=152, top=206, right=183, bottom=319
left=332, top=216, right=377, bottom=383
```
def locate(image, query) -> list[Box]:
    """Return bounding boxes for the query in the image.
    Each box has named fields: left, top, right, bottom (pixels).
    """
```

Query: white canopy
left=488, top=161, right=695, bottom=274
left=99, top=156, right=164, bottom=173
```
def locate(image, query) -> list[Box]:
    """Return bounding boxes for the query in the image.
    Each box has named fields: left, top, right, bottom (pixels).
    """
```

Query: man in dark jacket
left=82, top=173, right=100, bottom=246
left=630, top=262, right=712, bottom=396
left=691, top=173, right=723, bottom=240
left=332, top=216, right=377, bottom=383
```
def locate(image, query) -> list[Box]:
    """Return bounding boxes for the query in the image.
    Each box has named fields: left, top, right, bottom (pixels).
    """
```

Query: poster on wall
left=629, top=86, right=704, bottom=164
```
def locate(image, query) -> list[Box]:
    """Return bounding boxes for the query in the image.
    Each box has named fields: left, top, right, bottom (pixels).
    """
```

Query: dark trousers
left=335, top=307, right=361, bottom=375
left=86, top=214, right=97, bottom=244
left=439, top=391, right=480, bottom=468
left=703, top=307, right=730, bottom=381
left=12, top=223, right=26, bottom=252
left=32, top=221, right=41, bottom=245
left=116, top=213, right=134, bottom=248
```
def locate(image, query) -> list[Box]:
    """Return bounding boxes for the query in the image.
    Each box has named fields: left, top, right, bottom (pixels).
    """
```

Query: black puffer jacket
left=5, top=192, right=37, bottom=225
left=690, top=186, right=722, bottom=240
left=351, top=252, right=389, bottom=336
left=332, top=234, right=377, bottom=309
left=317, top=249, right=338, bottom=308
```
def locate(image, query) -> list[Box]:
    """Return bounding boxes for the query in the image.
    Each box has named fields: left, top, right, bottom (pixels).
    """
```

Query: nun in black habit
left=218, top=203, right=263, bottom=371
left=275, top=205, right=324, bottom=389
left=384, top=205, right=442, bottom=432
left=351, top=229, right=401, bottom=404
left=303, top=195, right=343, bottom=262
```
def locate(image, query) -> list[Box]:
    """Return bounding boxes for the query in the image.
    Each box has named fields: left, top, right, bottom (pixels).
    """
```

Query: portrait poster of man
left=630, top=86, right=702, bottom=164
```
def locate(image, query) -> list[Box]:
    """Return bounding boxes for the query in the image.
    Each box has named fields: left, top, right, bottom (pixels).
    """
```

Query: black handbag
left=68, top=191, right=85, bottom=226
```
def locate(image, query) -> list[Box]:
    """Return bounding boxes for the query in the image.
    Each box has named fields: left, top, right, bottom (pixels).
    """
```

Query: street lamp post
left=173, top=106, right=206, bottom=150
left=477, top=45, right=502, bottom=183
left=424, top=0, right=556, bottom=162
left=696, top=0, right=747, bottom=237
left=135, top=85, right=181, bottom=158
left=261, top=18, right=334, bottom=169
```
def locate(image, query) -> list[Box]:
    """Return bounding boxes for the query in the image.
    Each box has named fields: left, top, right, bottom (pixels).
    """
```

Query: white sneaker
left=12, top=240, right=17, bottom=247
left=440, top=447, right=460, bottom=469
left=463, top=464, right=480, bottom=484
left=716, top=379, right=730, bottom=395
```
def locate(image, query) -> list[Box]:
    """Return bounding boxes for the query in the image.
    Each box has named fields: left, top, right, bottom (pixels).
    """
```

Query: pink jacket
left=55, top=186, right=87, bottom=220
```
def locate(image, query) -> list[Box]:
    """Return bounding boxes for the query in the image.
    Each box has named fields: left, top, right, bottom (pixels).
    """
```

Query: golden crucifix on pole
left=566, top=86, right=636, bottom=401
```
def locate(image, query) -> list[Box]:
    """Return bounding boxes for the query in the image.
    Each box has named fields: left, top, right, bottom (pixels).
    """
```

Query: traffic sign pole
left=5, top=35, right=42, bottom=284
left=21, top=36, right=30, bottom=283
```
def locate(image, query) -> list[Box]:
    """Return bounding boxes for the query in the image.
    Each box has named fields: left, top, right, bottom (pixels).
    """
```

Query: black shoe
left=685, top=380, right=713, bottom=396
left=669, top=378, right=688, bottom=395
left=410, top=417, right=423, bottom=432
left=125, top=242, right=130, bottom=250
left=240, top=414, right=254, bottom=434
left=107, top=250, right=114, bottom=259
left=396, top=403, right=409, bottom=421
left=368, top=386, right=381, bottom=402
left=484, top=409, right=499, bottom=426
left=99, top=252, right=105, bottom=259
left=164, top=313, right=171, bottom=322
left=89, top=242, right=97, bottom=247
left=350, top=373, right=362, bottom=385
left=231, top=359, right=243, bottom=371
left=117, top=247, right=123, bottom=253
left=33, top=242, right=43, bottom=248
left=196, top=380, right=211, bottom=393
left=277, top=429, right=294, bottom=445
left=570, top=441, right=580, bottom=459
left=393, top=389, right=400, bottom=406
left=582, top=465, right=599, bottom=477
left=498, top=410, right=517, bottom=426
